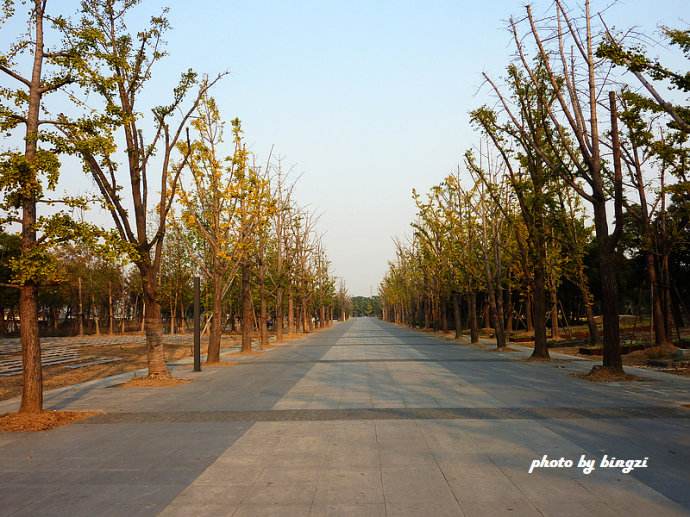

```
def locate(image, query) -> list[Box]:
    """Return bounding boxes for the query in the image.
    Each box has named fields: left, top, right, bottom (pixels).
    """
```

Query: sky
left=1, top=0, right=688, bottom=296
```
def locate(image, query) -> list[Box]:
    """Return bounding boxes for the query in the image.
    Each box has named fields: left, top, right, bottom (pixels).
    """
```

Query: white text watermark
left=528, top=454, right=649, bottom=475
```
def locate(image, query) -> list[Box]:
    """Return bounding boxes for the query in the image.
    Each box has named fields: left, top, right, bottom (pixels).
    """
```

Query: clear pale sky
left=1, top=0, right=688, bottom=295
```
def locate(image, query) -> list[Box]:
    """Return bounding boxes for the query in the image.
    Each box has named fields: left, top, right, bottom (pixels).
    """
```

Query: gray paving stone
left=2, top=318, right=689, bottom=516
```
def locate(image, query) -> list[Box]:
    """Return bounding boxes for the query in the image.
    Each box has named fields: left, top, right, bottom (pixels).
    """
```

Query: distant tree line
left=351, top=296, right=381, bottom=318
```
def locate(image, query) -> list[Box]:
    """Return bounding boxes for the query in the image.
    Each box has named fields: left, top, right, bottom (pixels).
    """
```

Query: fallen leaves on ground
left=573, top=366, right=641, bottom=382
left=120, top=376, right=191, bottom=388
left=0, top=410, right=101, bottom=432
left=204, top=361, right=239, bottom=367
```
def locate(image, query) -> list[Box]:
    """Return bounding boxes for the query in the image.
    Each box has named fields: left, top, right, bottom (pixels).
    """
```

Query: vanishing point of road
left=1, top=318, right=689, bottom=516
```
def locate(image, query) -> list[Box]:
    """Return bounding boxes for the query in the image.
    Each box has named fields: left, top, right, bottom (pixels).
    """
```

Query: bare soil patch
left=0, top=410, right=101, bottom=432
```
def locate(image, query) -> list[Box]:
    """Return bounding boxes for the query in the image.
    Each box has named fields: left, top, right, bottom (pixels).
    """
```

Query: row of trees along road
left=379, top=0, right=689, bottom=376
left=0, top=1, right=348, bottom=414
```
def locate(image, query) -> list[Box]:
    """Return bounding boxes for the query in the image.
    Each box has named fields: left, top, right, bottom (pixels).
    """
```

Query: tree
left=60, top=1, right=223, bottom=377
left=517, top=1, right=625, bottom=372
left=599, top=26, right=689, bottom=345
left=177, top=98, right=261, bottom=361
left=0, top=0, right=95, bottom=412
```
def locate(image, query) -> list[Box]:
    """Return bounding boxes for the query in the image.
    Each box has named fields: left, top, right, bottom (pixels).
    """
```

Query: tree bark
left=108, top=281, right=114, bottom=335
left=141, top=268, right=169, bottom=378
left=275, top=286, right=284, bottom=342
left=646, top=253, right=667, bottom=345
left=92, top=294, right=100, bottom=336
left=301, top=298, right=309, bottom=333
left=241, top=263, right=252, bottom=352
left=287, top=291, right=295, bottom=334
left=468, top=292, right=479, bottom=344
left=452, top=292, right=462, bottom=339
left=77, top=277, right=84, bottom=336
left=550, top=289, right=559, bottom=339
left=259, top=279, right=268, bottom=349
left=526, top=292, right=534, bottom=332
left=19, top=285, right=42, bottom=413
left=593, top=201, right=622, bottom=371
left=440, top=298, right=448, bottom=332
left=207, top=272, right=223, bottom=363
left=531, top=251, right=550, bottom=359
left=576, top=263, right=599, bottom=345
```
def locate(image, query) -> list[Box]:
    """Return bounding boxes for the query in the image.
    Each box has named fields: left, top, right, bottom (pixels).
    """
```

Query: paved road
left=1, top=318, right=689, bottom=516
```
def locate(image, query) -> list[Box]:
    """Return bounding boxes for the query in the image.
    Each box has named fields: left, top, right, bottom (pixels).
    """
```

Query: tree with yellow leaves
left=177, top=96, right=270, bottom=361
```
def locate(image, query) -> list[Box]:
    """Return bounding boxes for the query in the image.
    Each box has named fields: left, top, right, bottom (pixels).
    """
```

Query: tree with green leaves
left=0, top=0, right=98, bottom=412
left=57, top=1, right=223, bottom=378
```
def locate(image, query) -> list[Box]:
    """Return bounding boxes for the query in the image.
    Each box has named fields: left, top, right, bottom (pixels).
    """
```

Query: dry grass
left=0, top=336, right=244, bottom=401
left=0, top=410, right=101, bottom=432
left=120, top=376, right=191, bottom=388
left=204, top=361, right=239, bottom=368
left=625, top=344, right=679, bottom=363
left=525, top=355, right=553, bottom=362
left=225, top=349, right=265, bottom=358
left=573, top=366, right=641, bottom=382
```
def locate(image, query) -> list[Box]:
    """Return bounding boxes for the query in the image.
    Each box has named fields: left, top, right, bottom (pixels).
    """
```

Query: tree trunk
left=661, top=254, right=673, bottom=339
left=141, top=268, right=169, bottom=378
left=550, top=289, right=559, bottom=339
left=646, top=252, right=667, bottom=346
left=17, top=0, right=49, bottom=414
left=593, top=200, right=622, bottom=372
left=576, top=265, right=599, bottom=346
left=108, top=281, right=114, bottom=335
left=531, top=252, right=549, bottom=359
left=178, top=295, right=185, bottom=334
left=468, top=292, right=479, bottom=344
left=19, top=285, right=42, bottom=413
left=275, top=286, right=284, bottom=342
left=77, top=277, right=84, bottom=336
left=120, top=296, right=126, bottom=334
left=440, top=298, right=448, bottom=332
left=92, top=294, right=100, bottom=336
left=288, top=291, right=295, bottom=334
left=207, top=272, right=223, bottom=363
left=169, top=296, right=174, bottom=335
left=259, top=282, right=268, bottom=349
left=241, top=263, right=252, bottom=352
left=452, top=292, right=462, bottom=339
left=488, top=286, right=506, bottom=349
left=301, top=298, right=309, bottom=333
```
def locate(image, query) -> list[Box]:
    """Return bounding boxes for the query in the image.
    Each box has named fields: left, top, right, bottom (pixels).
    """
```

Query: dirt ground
left=414, top=326, right=690, bottom=378
left=0, top=410, right=102, bottom=432
left=0, top=335, right=236, bottom=401
left=0, top=327, right=333, bottom=401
